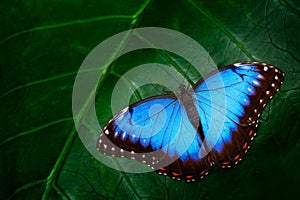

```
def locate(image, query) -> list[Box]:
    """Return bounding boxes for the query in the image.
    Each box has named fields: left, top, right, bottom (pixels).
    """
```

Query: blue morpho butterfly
left=97, top=62, right=284, bottom=182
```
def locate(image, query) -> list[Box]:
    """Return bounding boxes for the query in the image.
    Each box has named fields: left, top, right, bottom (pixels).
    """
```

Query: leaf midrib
left=41, top=0, right=153, bottom=199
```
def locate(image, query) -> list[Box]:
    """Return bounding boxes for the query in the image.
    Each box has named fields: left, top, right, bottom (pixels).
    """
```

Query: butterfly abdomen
left=178, top=85, right=204, bottom=139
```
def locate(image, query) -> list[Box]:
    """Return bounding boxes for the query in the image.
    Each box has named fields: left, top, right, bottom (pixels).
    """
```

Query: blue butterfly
left=97, top=62, right=284, bottom=182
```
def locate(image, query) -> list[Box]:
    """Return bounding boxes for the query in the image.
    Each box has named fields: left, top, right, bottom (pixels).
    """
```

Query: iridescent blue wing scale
left=193, top=62, right=284, bottom=167
left=98, top=96, right=179, bottom=154
left=97, top=95, right=211, bottom=180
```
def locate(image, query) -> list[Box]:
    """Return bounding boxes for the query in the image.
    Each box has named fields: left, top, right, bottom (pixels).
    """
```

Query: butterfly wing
left=193, top=62, right=284, bottom=167
left=97, top=95, right=211, bottom=180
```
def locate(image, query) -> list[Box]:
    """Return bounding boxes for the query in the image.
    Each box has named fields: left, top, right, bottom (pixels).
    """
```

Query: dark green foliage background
left=1, top=0, right=300, bottom=199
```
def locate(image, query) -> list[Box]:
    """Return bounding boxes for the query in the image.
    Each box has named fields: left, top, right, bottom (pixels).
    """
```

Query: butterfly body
left=97, top=62, right=284, bottom=182
left=177, top=85, right=203, bottom=138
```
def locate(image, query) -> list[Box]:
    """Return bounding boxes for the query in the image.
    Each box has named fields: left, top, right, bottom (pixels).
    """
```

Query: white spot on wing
left=121, top=132, right=126, bottom=140
left=253, top=80, right=259, bottom=85
left=114, top=132, right=119, bottom=138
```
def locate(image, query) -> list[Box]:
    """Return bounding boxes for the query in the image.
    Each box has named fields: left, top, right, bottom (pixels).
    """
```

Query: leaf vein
left=188, top=0, right=255, bottom=60
left=8, top=179, right=46, bottom=200
left=0, top=15, right=133, bottom=46
left=0, top=117, right=73, bottom=147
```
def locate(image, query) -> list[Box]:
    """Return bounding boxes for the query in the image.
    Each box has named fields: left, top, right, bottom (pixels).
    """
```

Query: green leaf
left=1, top=0, right=300, bottom=199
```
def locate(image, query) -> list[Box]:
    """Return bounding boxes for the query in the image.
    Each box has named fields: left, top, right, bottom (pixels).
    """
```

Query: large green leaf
left=1, top=0, right=300, bottom=199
